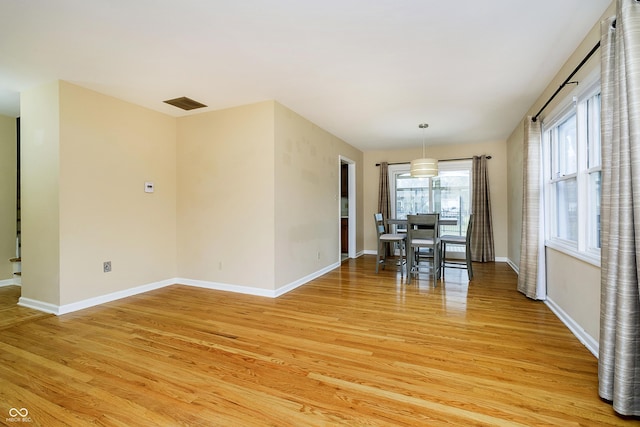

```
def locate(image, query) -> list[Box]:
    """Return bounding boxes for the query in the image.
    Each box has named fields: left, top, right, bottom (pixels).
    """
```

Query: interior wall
left=0, top=115, right=17, bottom=280
left=20, top=81, right=61, bottom=305
left=273, top=102, right=363, bottom=288
left=546, top=248, right=600, bottom=339
left=57, top=82, right=177, bottom=305
left=363, top=140, right=508, bottom=258
left=176, top=101, right=276, bottom=290
left=505, top=1, right=616, bottom=344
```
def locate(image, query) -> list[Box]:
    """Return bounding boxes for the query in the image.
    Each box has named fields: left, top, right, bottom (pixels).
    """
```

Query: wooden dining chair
left=373, top=213, right=406, bottom=276
left=406, top=214, right=440, bottom=284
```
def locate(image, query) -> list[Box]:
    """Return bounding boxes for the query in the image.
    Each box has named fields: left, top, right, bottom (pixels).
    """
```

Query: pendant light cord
left=419, top=123, right=428, bottom=157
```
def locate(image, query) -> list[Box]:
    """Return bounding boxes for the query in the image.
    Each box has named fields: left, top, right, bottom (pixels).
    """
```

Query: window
left=543, top=79, right=601, bottom=265
left=389, top=160, right=471, bottom=237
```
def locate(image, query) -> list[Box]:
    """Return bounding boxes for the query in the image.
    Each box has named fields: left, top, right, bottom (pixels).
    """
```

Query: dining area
left=374, top=212, right=473, bottom=284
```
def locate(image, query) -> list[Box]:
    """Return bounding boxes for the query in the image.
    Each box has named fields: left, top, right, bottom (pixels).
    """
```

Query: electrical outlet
left=103, top=261, right=112, bottom=273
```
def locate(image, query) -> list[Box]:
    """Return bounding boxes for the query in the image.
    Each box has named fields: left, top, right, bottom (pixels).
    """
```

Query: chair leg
left=441, top=241, right=447, bottom=279
left=407, top=245, right=413, bottom=284
left=434, top=243, right=440, bottom=283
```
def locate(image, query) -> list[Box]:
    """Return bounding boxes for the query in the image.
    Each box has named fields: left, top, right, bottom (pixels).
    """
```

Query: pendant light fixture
left=410, top=123, right=438, bottom=177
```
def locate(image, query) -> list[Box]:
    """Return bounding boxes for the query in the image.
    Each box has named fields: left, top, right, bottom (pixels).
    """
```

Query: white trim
left=275, top=261, right=340, bottom=297
left=15, top=263, right=343, bottom=315
left=0, top=278, right=20, bottom=287
left=506, top=258, right=519, bottom=274
left=179, top=278, right=276, bottom=297
left=180, top=262, right=341, bottom=298
left=339, top=156, right=357, bottom=260
left=19, top=278, right=175, bottom=315
left=545, top=240, right=601, bottom=267
left=18, top=298, right=59, bottom=314
left=545, top=297, right=599, bottom=358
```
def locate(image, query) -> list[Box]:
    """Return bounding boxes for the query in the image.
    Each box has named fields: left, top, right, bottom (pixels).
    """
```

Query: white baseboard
left=17, top=297, right=59, bottom=314
left=178, top=278, right=276, bottom=297
left=17, top=263, right=343, bottom=315
left=506, top=258, right=519, bottom=274
left=19, top=279, right=176, bottom=315
left=545, top=297, right=599, bottom=358
left=179, top=261, right=341, bottom=298
left=0, top=278, right=20, bottom=287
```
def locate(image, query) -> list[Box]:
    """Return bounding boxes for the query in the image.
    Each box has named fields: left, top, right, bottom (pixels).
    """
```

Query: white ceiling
left=0, top=0, right=611, bottom=151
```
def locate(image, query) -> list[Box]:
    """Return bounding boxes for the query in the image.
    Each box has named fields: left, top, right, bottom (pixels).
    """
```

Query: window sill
left=545, top=240, right=601, bottom=268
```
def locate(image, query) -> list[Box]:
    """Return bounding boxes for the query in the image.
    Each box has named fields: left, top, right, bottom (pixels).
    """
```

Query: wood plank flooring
left=0, top=257, right=637, bottom=426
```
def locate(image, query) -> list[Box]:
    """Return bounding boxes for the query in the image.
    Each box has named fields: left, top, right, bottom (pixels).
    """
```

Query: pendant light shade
left=410, top=123, right=438, bottom=177
left=410, top=157, right=438, bottom=177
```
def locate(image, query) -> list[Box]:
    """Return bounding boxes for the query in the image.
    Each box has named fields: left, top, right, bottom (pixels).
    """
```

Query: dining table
left=387, top=216, right=459, bottom=281
left=386, top=217, right=458, bottom=228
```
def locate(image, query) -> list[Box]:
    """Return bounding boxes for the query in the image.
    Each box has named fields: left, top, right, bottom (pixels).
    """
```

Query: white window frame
left=389, top=160, right=472, bottom=228
left=542, top=72, right=601, bottom=267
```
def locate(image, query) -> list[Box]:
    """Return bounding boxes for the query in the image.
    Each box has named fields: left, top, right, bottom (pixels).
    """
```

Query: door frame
left=339, top=156, right=356, bottom=259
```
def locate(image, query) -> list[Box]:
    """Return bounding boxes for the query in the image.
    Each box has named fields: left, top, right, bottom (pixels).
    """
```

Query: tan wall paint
left=363, top=140, right=508, bottom=257
left=0, top=115, right=17, bottom=280
left=20, top=81, right=61, bottom=305
left=176, top=101, right=276, bottom=289
left=546, top=248, right=600, bottom=340
left=57, top=82, right=177, bottom=304
left=506, top=2, right=616, bottom=343
left=274, top=102, right=363, bottom=287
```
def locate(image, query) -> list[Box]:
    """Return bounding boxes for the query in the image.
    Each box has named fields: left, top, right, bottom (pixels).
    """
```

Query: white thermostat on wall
left=144, top=182, right=154, bottom=193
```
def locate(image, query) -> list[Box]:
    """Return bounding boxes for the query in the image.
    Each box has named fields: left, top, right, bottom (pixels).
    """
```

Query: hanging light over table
left=410, top=123, right=438, bottom=177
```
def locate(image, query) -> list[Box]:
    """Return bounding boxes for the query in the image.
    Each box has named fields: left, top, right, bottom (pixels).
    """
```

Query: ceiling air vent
left=163, top=96, right=207, bottom=111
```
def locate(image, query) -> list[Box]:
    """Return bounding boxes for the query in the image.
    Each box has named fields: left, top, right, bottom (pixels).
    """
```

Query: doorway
left=339, top=156, right=356, bottom=261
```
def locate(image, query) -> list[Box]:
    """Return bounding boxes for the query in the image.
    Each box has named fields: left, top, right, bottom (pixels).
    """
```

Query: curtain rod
left=532, top=41, right=600, bottom=122
left=375, top=155, right=491, bottom=167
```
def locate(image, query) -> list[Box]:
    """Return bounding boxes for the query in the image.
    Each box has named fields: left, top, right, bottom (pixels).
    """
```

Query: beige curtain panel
left=470, top=155, right=495, bottom=262
left=598, top=0, right=640, bottom=416
left=377, top=162, right=392, bottom=255
left=517, top=118, right=546, bottom=300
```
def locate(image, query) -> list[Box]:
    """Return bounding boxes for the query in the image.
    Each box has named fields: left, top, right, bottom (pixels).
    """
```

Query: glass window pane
left=433, top=171, right=471, bottom=236
left=588, top=94, right=601, bottom=169
left=555, top=178, right=578, bottom=241
left=557, top=114, right=577, bottom=176
left=395, top=174, right=430, bottom=219
left=589, top=171, right=601, bottom=249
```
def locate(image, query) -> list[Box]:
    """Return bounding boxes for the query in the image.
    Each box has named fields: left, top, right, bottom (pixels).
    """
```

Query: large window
left=543, top=79, right=601, bottom=265
left=389, top=160, right=471, bottom=237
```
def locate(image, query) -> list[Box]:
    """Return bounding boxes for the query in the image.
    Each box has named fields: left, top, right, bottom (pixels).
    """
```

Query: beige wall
left=506, top=1, right=616, bottom=343
left=21, top=81, right=177, bottom=306
left=363, top=140, right=508, bottom=258
left=0, top=115, right=17, bottom=280
left=21, top=81, right=61, bottom=305
left=506, top=121, right=524, bottom=268
left=57, top=82, right=177, bottom=304
left=546, top=248, right=600, bottom=339
left=20, top=83, right=366, bottom=305
left=274, top=102, right=363, bottom=287
left=176, top=100, right=364, bottom=291
left=177, top=101, right=277, bottom=289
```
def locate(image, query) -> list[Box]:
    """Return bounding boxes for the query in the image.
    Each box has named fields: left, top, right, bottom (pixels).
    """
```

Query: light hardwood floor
left=0, top=257, right=637, bottom=426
